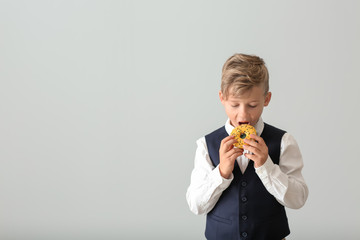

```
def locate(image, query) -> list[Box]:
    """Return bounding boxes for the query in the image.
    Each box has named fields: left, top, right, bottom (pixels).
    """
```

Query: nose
left=237, top=106, right=250, bottom=122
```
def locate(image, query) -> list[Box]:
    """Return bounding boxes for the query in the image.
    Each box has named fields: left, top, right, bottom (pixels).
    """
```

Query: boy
left=186, top=53, right=308, bottom=240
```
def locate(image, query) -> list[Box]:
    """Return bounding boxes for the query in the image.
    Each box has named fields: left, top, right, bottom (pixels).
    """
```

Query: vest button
left=241, top=196, right=247, bottom=202
left=242, top=215, right=247, bottom=220
left=241, top=181, right=247, bottom=187
left=242, top=232, right=248, bottom=237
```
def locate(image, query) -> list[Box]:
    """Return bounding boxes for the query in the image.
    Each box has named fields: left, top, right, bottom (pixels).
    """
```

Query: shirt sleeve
left=255, top=133, right=309, bottom=209
left=186, top=137, right=233, bottom=215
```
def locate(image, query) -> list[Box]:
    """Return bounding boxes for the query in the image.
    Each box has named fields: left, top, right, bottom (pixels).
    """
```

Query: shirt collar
left=225, top=117, right=264, bottom=136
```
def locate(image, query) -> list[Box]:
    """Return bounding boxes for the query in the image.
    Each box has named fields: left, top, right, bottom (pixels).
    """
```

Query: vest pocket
left=208, top=213, right=232, bottom=225
left=206, top=213, right=234, bottom=239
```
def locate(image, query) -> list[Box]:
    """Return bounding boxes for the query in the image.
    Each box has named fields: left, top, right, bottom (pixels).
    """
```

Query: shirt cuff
left=255, top=156, right=275, bottom=178
left=210, top=165, right=234, bottom=190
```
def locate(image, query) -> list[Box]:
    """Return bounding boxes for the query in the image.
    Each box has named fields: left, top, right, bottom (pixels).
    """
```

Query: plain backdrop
left=1, top=0, right=360, bottom=239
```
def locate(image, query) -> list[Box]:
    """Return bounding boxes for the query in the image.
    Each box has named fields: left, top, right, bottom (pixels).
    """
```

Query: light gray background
left=1, top=0, right=359, bottom=239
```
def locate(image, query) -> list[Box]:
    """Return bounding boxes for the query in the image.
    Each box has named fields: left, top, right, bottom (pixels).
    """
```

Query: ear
left=264, top=92, right=271, bottom=106
left=219, top=90, right=225, bottom=105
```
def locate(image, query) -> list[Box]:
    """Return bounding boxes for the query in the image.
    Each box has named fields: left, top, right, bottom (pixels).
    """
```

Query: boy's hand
left=219, top=135, right=243, bottom=179
left=243, top=134, right=268, bottom=168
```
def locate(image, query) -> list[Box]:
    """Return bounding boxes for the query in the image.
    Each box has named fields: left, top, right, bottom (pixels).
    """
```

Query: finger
left=220, top=136, right=233, bottom=153
left=243, top=144, right=261, bottom=156
left=243, top=145, right=257, bottom=153
left=223, top=149, right=242, bottom=163
left=245, top=135, right=265, bottom=148
left=232, top=149, right=244, bottom=158
left=249, top=134, right=265, bottom=144
left=226, top=147, right=243, bottom=157
left=244, top=153, right=258, bottom=161
left=220, top=135, right=235, bottom=147
left=221, top=138, right=238, bottom=152
left=224, top=134, right=235, bottom=141
left=243, top=138, right=259, bottom=148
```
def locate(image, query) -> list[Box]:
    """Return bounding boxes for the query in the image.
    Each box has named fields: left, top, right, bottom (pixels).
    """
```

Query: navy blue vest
left=204, top=123, right=290, bottom=240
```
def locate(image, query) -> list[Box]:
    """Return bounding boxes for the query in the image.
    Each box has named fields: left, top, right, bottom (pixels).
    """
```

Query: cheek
left=252, top=107, right=263, bottom=117
left=227, top=109, right=237, bottom=117
left=226, top=107, right=238, bottom=118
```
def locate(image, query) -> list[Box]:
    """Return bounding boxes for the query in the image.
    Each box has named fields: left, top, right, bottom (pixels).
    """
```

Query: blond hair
left=221, top=53, right=269, bottom=99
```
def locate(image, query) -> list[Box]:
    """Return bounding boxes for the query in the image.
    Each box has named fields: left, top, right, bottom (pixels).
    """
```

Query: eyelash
left=231, top=105, right=257, bottom=108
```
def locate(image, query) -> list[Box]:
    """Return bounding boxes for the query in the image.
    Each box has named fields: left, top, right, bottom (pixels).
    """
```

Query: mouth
left=238, top=121, right=250, bottom=126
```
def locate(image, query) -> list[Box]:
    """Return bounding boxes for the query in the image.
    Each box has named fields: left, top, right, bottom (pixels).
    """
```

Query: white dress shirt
left=186, top=118, right=309, bottom=215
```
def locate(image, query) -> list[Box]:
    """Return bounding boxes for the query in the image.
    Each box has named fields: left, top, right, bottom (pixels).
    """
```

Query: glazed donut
left=230, top=124, right=257, bottom=149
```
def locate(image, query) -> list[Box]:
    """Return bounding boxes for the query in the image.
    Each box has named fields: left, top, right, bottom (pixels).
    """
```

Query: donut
left=230, top=124, right=257, bottom=149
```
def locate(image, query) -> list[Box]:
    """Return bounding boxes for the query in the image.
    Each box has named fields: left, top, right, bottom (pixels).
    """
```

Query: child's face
left=219, top=85, right=271, bottom=127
